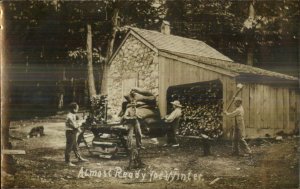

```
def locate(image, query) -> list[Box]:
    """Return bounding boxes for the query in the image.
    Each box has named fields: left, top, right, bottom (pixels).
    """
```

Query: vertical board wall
left=158, top=55, right=299, bottom=138
left=158, top=55, right=236, bottom=137
left=242, top=84, right=299, bottom=138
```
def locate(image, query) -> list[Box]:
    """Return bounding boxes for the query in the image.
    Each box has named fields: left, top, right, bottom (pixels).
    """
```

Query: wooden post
left=1, top=3, right=15, bottom=174
left=0, top=2, right=10, bottom=150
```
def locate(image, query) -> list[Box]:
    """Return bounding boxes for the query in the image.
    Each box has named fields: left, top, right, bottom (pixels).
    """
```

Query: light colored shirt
left=165, top=107, right=182, bottom=123
left=65, top=112, right=80, bottom=131
left=225, top=106, right=244, bottom=118
left=225, top=106, right=246, bottom=135
left=123, top=105, right=137, bottom=120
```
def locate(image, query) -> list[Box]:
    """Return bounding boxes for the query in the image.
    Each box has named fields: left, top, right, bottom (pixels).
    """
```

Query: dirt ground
left=2, top=113, right=299, bottom=189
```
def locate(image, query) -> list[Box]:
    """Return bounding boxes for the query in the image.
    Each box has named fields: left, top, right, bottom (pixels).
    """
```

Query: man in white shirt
left=224, top=97, right=252, bottom=156
left=163, top=100, right=183, bottom=147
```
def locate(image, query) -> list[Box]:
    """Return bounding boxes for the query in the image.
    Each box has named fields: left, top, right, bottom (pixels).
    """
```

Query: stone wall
left=107, top=35, right=159, bottom=120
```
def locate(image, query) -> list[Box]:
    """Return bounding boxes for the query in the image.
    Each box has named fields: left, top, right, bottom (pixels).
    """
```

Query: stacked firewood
left=168, top=81, right=223, bottom=139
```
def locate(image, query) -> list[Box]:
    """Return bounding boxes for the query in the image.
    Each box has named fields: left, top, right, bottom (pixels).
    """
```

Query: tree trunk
left=246, top=0, right=255, bottom=66
left=71, top=77, right=76, bottom=101
left=246, top=45, right=254, bottom=66
left=98, top=61, right=104, bottom=94
left=1, top=1, right=10, bottom=149
left=101, top=6, right=119, bottom=95
left=1, top=2, right=14, bottom=174
left=87, top=23, right=97, bottom=97
left=84, top=79, right=89, bottom=106
left=101, top=64, right=109, bottom=95
left=298, top=14, right=300, bottom=79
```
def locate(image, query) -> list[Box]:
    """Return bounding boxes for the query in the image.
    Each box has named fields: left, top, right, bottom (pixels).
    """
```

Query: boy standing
left=65, top=102, right=88, bottom=166
left=224, top=97, right=252, bottom=156
left=120, top=95, right=143, bottom=150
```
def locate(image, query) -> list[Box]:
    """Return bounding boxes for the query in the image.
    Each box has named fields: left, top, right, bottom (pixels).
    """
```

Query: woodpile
left=168, top=80, right=223, bottom=139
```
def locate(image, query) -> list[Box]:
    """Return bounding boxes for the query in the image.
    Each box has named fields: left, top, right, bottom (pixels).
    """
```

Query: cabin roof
left=131, top=27, right=233, bottom=62
left=109, top=27, right=298, bottom=83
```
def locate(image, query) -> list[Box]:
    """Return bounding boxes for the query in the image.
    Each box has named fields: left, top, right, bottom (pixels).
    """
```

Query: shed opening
left=167, top=79, right=223, bottom=139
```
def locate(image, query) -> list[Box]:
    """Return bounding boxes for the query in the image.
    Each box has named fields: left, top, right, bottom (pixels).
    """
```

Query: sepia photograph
left=1, top=0, right=299, bottom=188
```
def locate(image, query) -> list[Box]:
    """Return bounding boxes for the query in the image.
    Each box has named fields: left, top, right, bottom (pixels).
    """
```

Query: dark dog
left=27, top=126, right=44, bottom=138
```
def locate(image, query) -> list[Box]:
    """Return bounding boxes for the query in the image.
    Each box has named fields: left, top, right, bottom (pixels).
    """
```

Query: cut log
left=2, top=150, right=26, bottom=155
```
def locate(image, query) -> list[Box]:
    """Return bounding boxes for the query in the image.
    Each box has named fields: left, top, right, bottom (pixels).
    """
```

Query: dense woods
left=2, top=0, right=299, bottom=120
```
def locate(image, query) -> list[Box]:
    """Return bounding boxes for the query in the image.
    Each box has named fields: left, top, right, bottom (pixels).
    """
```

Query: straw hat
left=170, top=100, right=183, bottom=107
left=234, top=97, right=242, bottom=102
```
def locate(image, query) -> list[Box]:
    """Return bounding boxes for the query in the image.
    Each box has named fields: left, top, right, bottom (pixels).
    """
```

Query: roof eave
left=107, top=30, right=132, bottom=65
left=236, top=73, right=299, bottom=88
left=159, top=50, right=299, bottom=86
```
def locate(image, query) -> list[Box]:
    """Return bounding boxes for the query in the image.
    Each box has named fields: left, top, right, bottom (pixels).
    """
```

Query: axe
left=225, top=83, right=243, bottom=140
left=226, top=83, right=244, bottom=111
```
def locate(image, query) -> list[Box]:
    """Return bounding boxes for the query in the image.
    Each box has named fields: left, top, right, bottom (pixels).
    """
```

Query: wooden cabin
left=107, top=23, right=299, bottom=139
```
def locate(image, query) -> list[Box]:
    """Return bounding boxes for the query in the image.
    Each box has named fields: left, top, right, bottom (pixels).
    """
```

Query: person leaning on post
left=65, top=102, right=89, bottom=167
left=223, top=97, right=252, bottom=156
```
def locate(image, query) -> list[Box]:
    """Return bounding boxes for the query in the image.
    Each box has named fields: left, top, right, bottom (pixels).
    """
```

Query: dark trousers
left=127, top=119, right=142, bottom=149
left=232, top=127, right=251, bottom=154
left=77, top=131, right=89, bottom=147
left=65, top=130, right=81, bottom=162
left=166, top=122, right=178, bottom=145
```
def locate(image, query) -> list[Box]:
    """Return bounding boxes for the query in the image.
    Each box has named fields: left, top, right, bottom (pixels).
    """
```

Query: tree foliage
left=4, top=0, right=166, bottom=118
left=165, top=0, right=299, bottom=74
left=4, top=0, right=298, bottom=119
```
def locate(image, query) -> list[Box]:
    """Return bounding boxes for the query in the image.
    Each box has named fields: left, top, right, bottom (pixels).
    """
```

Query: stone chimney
left=160, top=20, right=170, bottom=35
